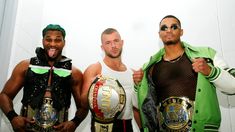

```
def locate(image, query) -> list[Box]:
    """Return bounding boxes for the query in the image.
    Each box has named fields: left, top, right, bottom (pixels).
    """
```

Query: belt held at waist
left=157, top=96, right=194, bottom=131
left=21, top=97, right=68, bottom=131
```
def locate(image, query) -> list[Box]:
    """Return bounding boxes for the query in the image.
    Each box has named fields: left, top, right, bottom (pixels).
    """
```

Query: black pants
left=91, top=119, right=133, bottom=132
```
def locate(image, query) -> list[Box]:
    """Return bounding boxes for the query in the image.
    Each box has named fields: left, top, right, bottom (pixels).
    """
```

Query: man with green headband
left=0, top=24, right=87, bottom=131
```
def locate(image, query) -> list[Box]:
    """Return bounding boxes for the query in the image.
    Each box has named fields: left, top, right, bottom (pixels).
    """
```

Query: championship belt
left=32, top=97, right=58, bottom=131
left=88, top=75, right=126, bottom=132
left=157, top=97, right=194, bottom=132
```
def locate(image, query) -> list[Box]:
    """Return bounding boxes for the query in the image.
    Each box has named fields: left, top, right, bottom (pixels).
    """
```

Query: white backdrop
left=0, top=0, right=235, bottom=131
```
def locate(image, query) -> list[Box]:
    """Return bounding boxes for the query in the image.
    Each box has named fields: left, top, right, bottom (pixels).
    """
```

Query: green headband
left=42, top=24, right=66, bottom=38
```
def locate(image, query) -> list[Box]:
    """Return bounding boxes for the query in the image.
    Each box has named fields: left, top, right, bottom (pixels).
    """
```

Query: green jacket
left=138, top=42, right=222, bottom=132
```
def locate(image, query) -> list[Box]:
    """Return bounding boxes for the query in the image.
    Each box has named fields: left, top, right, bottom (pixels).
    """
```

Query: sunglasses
left=160, top=24, right=180, bottom=31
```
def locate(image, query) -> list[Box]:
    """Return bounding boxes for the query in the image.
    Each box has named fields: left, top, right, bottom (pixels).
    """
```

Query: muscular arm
left=0, top=60, right=35, bottom=131
left=0, top=60, right=29, bottom=115
left=80, top=62, right=101, bottom=115
left=70, top=66, right=86, bottom=126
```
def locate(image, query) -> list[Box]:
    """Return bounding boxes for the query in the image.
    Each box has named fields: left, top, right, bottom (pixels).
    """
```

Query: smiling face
left=159, top=17, right=183, bottom=46
left=42, top=30, right=65, bottom=61
left=101, top=31, right=123, bottom=59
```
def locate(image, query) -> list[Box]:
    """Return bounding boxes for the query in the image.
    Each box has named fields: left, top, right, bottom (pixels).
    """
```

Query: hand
left=11, top=116, right=35, bottom=132
left=192, top=58, right=211, bottom=76
left=53, top=121, right=77, bottom=132
left=132, top=68, right=144, bottom=85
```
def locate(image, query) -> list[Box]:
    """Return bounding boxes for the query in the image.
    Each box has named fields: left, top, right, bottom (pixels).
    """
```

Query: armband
left=71, top=116, right=82, bottom=126
left=6, top=110, right=18, bottom=121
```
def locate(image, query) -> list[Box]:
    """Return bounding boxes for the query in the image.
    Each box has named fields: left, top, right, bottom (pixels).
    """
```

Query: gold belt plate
left=157, top=97, right=194, bottom=131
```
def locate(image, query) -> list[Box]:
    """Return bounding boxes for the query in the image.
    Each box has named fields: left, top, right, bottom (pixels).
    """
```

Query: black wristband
left=71, top=116, right=82, bottom=126
left=6, top=110, right=18, bottom=121
left=140, top=127, right=144, bottom=132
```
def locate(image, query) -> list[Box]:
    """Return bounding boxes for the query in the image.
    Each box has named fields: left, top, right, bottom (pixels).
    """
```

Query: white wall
left=217, top=0, right=235, bottom=131
left=0, top=0, right=44, bottom=131
left=1, top=0, right=235, bottom=131
left=0, top=0, right=18, bottom=130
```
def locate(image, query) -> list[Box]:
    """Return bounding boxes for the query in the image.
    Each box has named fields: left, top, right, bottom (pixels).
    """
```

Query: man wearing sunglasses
left=134, top=15, right=235, bottom=131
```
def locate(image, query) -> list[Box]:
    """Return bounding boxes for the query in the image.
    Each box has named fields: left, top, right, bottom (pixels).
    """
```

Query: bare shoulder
left=84, top=62, right=101, bottom=76
left=13, top=59, right=30, bottom=74
left=18, top=59, right=30, bottom=67
left=71, top=66, right=83, bottom=81
left=82, top=62, right=101, bottom=96
left=1, top=59, right=30, bottom=96
left=83, top=62, right=101, bottom=87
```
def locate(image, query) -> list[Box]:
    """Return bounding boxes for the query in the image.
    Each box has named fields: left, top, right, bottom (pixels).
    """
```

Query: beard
left=163, top=38, right=180, bottom=46
left=164, top=41, right=176, bottom=45
left=105, top=49, right=122, bottom=58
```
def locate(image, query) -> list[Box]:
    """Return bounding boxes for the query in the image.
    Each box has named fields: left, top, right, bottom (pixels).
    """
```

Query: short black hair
left=159, top=15, right=181, bottom=27
left=42, top=24, right=66, bottom=39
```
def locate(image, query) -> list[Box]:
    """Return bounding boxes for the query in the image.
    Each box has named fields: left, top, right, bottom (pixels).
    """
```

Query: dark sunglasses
left=160, top=24, right=180, bottom=31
